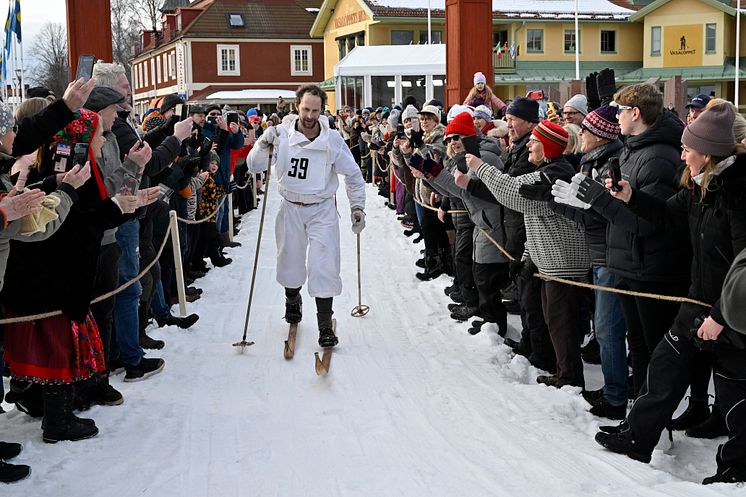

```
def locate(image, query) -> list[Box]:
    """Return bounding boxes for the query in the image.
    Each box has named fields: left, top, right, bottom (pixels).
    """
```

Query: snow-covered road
left=1, top=183, right=740, bottom=496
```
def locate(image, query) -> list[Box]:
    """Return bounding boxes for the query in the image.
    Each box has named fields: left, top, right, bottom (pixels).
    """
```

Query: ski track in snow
left=1, top=183, right=742, bottom=496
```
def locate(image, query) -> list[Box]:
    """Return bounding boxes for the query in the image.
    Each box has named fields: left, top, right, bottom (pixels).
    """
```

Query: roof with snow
left=334, top=44, right=445, bottom=76
left=362, top=0, right=636, bottom=19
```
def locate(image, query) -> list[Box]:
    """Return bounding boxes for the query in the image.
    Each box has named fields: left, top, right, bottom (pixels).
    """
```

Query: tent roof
left=334, top=45, right=445, bottom=77
left=204, top=89, right=297, bottom=103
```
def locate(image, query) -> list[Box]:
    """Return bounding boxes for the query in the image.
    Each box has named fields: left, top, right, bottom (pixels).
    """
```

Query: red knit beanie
left=445, top=111, right=477, bottom=137
left=531, top=120, right=569, bottom=159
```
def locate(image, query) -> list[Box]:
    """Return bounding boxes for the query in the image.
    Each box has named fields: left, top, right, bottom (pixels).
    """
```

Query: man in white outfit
left=247, top=85, right=366, bottom=347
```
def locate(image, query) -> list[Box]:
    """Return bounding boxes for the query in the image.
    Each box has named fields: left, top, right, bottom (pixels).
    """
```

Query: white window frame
left=290, top=44, right=313, bottom=76
left=150, top=59, right=155, bottom=87
left=142, top=63, right=148, bottom=87
left=156, top=56, right=161, bottom=84
left=169, top=52, right=176, bottom=78
left=217, top=44, right=240, bottom=76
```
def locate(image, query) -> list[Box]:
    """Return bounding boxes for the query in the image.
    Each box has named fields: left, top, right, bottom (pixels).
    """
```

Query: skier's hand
left=351, top=208, right=366, bottom=234
left=259, top=125, right=278, bottom=149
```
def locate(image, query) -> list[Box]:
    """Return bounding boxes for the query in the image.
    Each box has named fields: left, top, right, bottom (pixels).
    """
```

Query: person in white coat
left=247, top=85, right=366, bottom=347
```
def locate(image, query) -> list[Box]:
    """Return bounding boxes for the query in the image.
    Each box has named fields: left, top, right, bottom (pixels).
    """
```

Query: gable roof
left=628, top=0, right=743, bottom=21
left=182, top=0, right=323, bottom=39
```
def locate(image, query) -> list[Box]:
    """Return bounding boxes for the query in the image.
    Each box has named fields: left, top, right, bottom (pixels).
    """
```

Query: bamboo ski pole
left=233, top=145, right=273, bottom=350
left=350, top=233, right=369, bottom=317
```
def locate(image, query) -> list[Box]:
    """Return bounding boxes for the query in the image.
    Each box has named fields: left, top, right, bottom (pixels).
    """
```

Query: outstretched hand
left=63, top=78, right=97, bottom=112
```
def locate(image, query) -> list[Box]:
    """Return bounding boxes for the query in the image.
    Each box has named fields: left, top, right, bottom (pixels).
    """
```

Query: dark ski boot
left=284, top=287, right=302, bottom=324
left=316, top=297, right=337, bottom=347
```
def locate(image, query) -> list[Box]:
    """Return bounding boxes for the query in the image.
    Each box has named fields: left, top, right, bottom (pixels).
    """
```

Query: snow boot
left=284, top=287, right=302, bottom=324
left=156, top=313, right=200, bottom=330
left=0, top=461, right=30, bottom=483
left=0, top=442, right=21, bottom=461
left=669, top=397, right=710, bottom=431
left=316, top=297, right=337, bottom=347
left=42, top=385, right=99, bottom=444
left=686, top=404, right=728, bottom=439
left=589, top=397, right=627, bottom=420
left=599, top=419, right=630, bottom=435
left=594, top=428, right=652, bottom=464
left=703, top=466, right=746, bottom=485
left=451, top=305, right=479, bottom=322
left=416, top=250, right=444, bottom=281
left=90, top=373, right=123, bottom=407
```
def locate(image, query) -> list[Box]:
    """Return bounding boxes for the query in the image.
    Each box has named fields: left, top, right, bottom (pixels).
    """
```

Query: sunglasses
left=615, top=105, right=633, bottom=116
left=444, top=135, right=461, bottom=145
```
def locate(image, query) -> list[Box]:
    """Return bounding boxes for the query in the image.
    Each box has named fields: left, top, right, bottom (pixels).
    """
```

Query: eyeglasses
left=208, top=112, right=221, bottom=117
left=444, top=135, right=462, bottom=145
left=615, top=105, right=633, bottom=116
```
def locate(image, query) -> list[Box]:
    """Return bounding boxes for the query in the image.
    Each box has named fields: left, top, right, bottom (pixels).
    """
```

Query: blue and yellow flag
left=12, top=0, right=20, bottom=43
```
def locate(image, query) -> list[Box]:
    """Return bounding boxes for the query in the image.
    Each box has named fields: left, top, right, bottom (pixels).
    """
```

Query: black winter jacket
left=503, top=132, right=534, bottom=258
left=628, top=154, right=746, bottom=337
left=590, top=111, right=690, bottom=282
left=549, top=139, right=623, bottom=265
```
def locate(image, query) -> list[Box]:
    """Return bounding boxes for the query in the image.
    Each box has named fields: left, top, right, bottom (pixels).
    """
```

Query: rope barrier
left=396, top=167, right=710, bottom=309
left=176, top=194, right=228, bottom=224
left=0, top=192, right=234, bottom=326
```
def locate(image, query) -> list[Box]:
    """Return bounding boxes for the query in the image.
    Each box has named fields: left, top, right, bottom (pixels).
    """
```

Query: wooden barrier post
left=169, top=210, right=187, bottom=317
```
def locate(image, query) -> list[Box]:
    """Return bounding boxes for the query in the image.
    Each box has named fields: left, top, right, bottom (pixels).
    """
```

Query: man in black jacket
left=572, top=83, right=690, bottom=396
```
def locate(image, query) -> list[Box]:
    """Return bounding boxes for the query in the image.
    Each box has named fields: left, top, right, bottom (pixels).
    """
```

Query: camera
left=608, top=157, right=623, bottom=192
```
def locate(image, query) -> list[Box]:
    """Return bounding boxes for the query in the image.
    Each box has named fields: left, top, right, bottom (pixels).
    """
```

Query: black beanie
left=160, top=94, right=184, bottom=114
left=506, top=97, right=540, bottom=123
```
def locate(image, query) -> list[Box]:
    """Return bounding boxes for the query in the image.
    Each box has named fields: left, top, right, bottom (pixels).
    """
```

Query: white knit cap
left=563, top=94, right=588, bottom=115
left=446, top=104, right=473, bottom=123
left=401, top=105, right=419, bottom=122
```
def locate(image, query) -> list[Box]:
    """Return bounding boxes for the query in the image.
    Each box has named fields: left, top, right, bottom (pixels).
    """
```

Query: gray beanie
left=682, top=102, right=736, bottom=157
left=0, top=103, right=14, bottom=136
left=564, top=94, right=588, bottom=115
left=387, top=109, right=401, bottom=129
left=401, top=105, right=418, bottom=122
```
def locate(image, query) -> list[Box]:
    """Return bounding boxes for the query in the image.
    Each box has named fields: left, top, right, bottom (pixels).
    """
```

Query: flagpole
left=574, top=0, right=580, bottom=80
left=427, top=0, right=432, bottom=44
left=736, top=0, right=741, bottom=109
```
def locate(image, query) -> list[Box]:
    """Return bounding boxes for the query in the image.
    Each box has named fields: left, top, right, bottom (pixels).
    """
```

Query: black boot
left=42, top=384, right=99, bottom=444
left=439, top=248, right=454, bottom=277
left=155, top=313, right=200, bottom=329
left=450, top=304, right=479, bottom=322
left=0, top=461, right=31, bottom=483
left=594, top=428, right=652, bottom=463
left=416, top=249, right=444, bottom=281
left=89, top=373, right=123, bottom=406
left=0, top=441, right=21, bottom=460
left=669, top=397, right=710, bottom=431
left=686, top=404, right=728, bottom=439
left=284, top=287, right=302, bottom=324
left=703, top=466, right=746, bottom=485
left=139, top=304, right=164, bottom=350
left=316, top=297, right=337, bottom=347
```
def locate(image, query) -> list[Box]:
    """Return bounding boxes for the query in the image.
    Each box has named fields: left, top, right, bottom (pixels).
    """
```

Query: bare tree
left=29, top=22, right=69, bottom=98
left=132, top=0, right=162, bottom=32
left=110, top=0, right=140, bottom=78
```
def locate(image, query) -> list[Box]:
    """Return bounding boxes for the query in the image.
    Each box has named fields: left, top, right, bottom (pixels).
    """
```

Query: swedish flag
left=12, top=0, right=19, bottom=43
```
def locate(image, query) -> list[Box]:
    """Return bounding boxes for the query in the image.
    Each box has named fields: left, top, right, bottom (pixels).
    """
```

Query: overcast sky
left=6, top=0, right=69, bottom=75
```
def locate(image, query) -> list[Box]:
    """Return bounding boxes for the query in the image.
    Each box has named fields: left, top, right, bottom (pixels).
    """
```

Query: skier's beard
left=300, top=116, right=318, bottom=131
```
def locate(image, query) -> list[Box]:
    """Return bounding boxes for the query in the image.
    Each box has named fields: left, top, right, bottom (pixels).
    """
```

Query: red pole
left=445, top=0, right=493, bottom=107
left=66, top=0, right=113, bottom=80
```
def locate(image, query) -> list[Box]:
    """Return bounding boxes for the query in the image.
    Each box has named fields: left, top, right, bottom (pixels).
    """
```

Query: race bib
left=278, top=140, right=330, bottom=195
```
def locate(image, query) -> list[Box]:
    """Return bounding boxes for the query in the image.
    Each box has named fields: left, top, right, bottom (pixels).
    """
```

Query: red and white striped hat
left=531, top=120, right=569, bottom=159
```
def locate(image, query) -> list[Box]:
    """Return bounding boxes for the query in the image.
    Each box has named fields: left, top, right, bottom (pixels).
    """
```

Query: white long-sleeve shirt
left=247, top=115, right=366, bottom=211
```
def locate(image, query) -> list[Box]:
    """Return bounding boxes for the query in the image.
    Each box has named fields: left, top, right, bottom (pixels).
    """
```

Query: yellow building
left=311, top=0, right=745, bottom=110
left=311, top=0, right=646, bottom=109
left=617, top=0, right=746, bottom=109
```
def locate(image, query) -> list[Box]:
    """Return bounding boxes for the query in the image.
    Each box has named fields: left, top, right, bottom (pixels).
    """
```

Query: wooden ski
left=284, top=323, right=298, bottom=359
left=314, top=319, right=337, bottom=375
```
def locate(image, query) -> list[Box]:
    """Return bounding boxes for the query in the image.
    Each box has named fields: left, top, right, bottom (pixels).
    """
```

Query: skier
left=247, top=85, right=366, bottom=347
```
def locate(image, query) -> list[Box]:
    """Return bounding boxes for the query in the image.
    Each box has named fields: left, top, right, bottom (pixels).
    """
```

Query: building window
left=419, top=31, right=442, bottom=44
left=156, top=57, right=161, bottom=84
left=564, top=30, right=580, bottom=53
left=150, top=59, right=155, bottom=87
left=527, top=29, right=543, bottom=53
left=143, top=63, right=148, bottom=87
left=169, top=52, right=176, bottom=78
left=226, top=13, right=245, bottom=28
left=290, top=45, right=312, bottom=76
left=217, top=44, right=240, bottom=76
left=651, top=26, right=661, bottom=56
left=601, top=30, right=616, bottom=53
left=391, top=30, right=414, bottom=45
left=706, top=23, right=716, bottom=53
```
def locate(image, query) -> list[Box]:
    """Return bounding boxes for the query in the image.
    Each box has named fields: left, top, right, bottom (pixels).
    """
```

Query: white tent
left=334, top=45, right=446, bottom=109
left=202, top=89, right=296, bottom=105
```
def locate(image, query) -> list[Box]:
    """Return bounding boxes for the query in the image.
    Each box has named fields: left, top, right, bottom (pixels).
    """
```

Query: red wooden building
left=130, top=0, right=324, bottom=116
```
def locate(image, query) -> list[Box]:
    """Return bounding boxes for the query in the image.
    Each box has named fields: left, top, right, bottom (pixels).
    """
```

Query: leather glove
left=409, top=153, right=444, bottom=178
left=551, top=178, right=591, bottom=209
left=351, top=208, right=366, bottom=234
left=258, top=125, right=278, bottom=149
left=571, top=172, right=607, bottom=205
left=409, top=129, right=424, bottom=149
left=585, top=72, right=600, bottom=111
left=518, top=173, right=552, bottom=202
left=596, top=68, right=617, bottom=105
